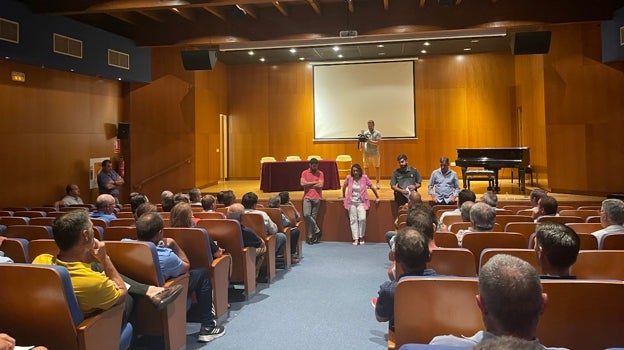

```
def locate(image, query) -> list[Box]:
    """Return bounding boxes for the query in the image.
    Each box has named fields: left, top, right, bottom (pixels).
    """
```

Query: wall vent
left=0, top=18, right=19, bottom=43
left=108, top=49, right=130, bottom=69
left=53, top=33, right=83, bottom=58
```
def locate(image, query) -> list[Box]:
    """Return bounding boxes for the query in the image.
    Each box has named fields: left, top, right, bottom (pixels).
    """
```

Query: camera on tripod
left=358, top=133, right=368, bottom=143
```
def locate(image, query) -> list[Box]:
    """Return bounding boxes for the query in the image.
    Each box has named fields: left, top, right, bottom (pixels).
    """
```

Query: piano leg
left=519, top=168, right=526, bottom=194
left=493, top=169, right=500, bottom=192
left=461, top=167, right=468, bottom=189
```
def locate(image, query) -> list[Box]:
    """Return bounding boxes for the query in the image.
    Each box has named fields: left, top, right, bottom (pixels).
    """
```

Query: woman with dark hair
left=169, top=202, right=224, bottom=258
left=341, top=163, right=380, bottom=245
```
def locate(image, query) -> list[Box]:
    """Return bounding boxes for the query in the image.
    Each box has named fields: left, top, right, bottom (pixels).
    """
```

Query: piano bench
left=464, top=170, right=496, bottom=190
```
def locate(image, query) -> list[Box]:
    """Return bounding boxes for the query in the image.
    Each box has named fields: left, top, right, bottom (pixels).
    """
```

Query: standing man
left=360, top=120, right=382, bottom=189
left=300, top=158, right=324, bottom=244
left=97, top=159, right=124, bottom=204
left=428, top=156, right=460, bottom=205
left=390, top=154, right=422, bottom=207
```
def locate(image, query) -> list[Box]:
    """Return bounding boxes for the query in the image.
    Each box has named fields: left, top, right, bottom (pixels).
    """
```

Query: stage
left=199, top=178, right=604, bottom=243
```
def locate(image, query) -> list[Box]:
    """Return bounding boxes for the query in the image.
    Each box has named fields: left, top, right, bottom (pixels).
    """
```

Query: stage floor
left=200, top=178, right=604, bottom=203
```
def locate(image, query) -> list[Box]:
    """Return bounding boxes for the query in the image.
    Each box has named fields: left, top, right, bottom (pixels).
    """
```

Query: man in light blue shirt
left=428, top=156, right=460, bottom=205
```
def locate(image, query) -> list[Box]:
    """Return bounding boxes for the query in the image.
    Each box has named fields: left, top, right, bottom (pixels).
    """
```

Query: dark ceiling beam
left=347, top=0, right=354, bottom=13
left=202, top=6, right=226, bottom=21
left=237, top=4, right=257, bottom=19
left=170, top=7, right=196, bottom=21
left=107, top=11, right=137, bottom=24
left=273, top=1, right=288, bottom=16
left=136, top=10, right=166, bottom=22
left=305, top=0, right=321, bottom=15
left=419, top=0, right=425, bottom=8
left=383, top=0, right=389, bottom=10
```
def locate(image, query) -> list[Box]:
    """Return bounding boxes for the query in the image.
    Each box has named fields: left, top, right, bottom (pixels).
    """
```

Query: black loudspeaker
left=181, top=49, right=218, bottom=70
left=511, top=31, right=551, bottom=55
left=117, top=123, right=130, bottom=140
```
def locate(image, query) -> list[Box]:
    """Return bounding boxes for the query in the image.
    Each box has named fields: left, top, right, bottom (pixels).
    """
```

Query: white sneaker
left=376, top=183, right=381, bottom=190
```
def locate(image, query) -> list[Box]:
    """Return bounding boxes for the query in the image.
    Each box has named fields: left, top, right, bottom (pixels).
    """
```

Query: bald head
left=227, top=203, right=245, bottom=222
left=95, top=194, right=115, bottom=213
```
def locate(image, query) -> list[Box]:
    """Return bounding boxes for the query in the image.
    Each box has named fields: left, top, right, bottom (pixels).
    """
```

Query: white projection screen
left=313, top=60, right=416, bottom=140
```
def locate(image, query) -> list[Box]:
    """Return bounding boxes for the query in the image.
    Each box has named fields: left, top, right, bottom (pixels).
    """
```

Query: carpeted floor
left=182, top=241, right=392, bottom=350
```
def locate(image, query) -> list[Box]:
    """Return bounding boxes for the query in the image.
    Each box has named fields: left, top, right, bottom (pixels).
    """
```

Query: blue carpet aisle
left=184, top=242, right=391, bottom=350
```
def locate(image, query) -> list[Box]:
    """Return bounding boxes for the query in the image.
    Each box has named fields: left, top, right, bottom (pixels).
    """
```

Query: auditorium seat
left=1, top=237, right=29, bottom=262
left=565, top=222, right=603, bottom=234
left=577, top=234, right=599, bottom=250
left=194, top=211, right=226, bottom=219
left=600, top=233, right=624, bottom=250
left=28, top=239, right=59, bottom=262
left=109, top=218, right=136, bottom=226
left=434, top=232, right=459, bottom=248
left=6, top=225, right=52, bottom=240
left=448, top=222, right=502, bottom=234
left=280, top=204, right=303, bottom=258
left=163, top=227, right=231, bottom=319
left=559, top=209, right=600, bottom=221
left=242, top=213, right=276, bottom=281
left=0, top=264, right=132, bottom=350
left=116, top=211, right=135, bottom=218
left=502, top=205, right=532, bottom=214
left=461, top=232, right=528, bottom=271
left=577, top=205, right=601, bottom=211
left=572, top=250, right=624, bottom=280
left=585, top=215, right=601, bottom=223
left=479, top=248, right=539, bottom=273
left=257, top=207, right=293, bottom=268
left=441, top=214, right=463, bottom=227
left=90, top=218, right=108, bottom=231
left=428, top=248, right=476, bottom=277
left=495, top=214, right=533, bottom=228
left=536, top=215, right=583, bottom=224
left=103, top=226, right=137, bottom=241
left=105, top=241, right=189, bottom=350
left=13, top=210, right=47, bottom=218
left=197, top=219, right=257, bottom=297
left=0, top=216, right=30, bottom=226
left=504, top=222, right=538, bottom=241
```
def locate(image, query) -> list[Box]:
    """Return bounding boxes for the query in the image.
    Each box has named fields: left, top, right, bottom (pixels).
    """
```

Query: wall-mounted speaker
left=511, top=31, right=551, bottom=55
left=181, top=49, right=218, bottom=70
left=117, top=122, right=130, bottom=139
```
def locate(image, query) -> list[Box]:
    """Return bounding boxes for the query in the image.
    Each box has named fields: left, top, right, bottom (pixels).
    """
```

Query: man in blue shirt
left=97, top=159, right=124, bottom=204
left=135, top=212, right=225, bottom=343
left=89, top=194, right=117, bottom=225
left=428, top=156, right=460, bottom=205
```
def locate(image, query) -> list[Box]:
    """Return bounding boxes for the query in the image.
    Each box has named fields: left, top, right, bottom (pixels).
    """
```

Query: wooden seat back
left=0, top=264, right=126, bottom=350
left=6, top=225, right=52, bottom=240
left=538, top=280, right=624, bottom=349
left=504, top=222, right=538, bottom=240
left=536, top=215, right=584, bottom=224
left=28, top=239, right=60, bottom=262
left=600, top=233, right=624, bottom=250
left=0, top=216, right=30, bottom=226
left=441, top=214, right=463, bottom=226
left=103, top=226, right=137, bottom=241
left=479, top=248, right=539, bottom=273
left=461, top=232, right=528, bottom=271
left=109, top=218, right=136, bottom=226
left=257, top=207, right=292, bottom=267
left=197, top=219, right=256, bottom=296
left=572, top=250, right=624, bottom=280
left=243, top=212, right=277, bottom=280
left=428, top=248, right=476, bottom=277
left=393, top=277, right=482, bottom=349
left=502, top=205, right=532, bottom=214
left=193, top=211, right=226, bottom=219
left=433, top=232, right=459, bottom=248
left=585, top=215, right=601, bottom=223
left=577, top=233, right=599, bottom=250
left=13, top=210, right=47, bottom=218
left=1, top=237, right=29, bottom=262
left=559, top=209, right=600, bottom=220
left=448, top=222, right=501, bottom=234
left=29, top=216, right=55, bottom=226
left=495, top=214, right=533, bottom=228
left=565, top=222, right=603, bottom=234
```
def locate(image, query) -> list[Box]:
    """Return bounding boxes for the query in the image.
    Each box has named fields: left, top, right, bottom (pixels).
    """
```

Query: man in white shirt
left=241, top=192, right=287, bottom=260
left=592, top=198, right=624, bottom=243
left=57, top=184, right=84, bottom=207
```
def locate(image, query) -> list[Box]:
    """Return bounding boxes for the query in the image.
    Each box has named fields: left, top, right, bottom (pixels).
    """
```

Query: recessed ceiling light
left=289, top=48, right=297, bottom=54
left=420, top=50, right=427, bottom=54
left=377, top=44, right=384, bottom=48
left=463, top=48, right=471, bottom=51
left=337, top=54, right=343, bottom=58
left=118, top=77, right=122, bottom=80
left=248, top=51, right=254, bottom=56
left=259, top=57, right=266, bottom=62
left=378, top=52, right=386, bottom=56
left=333, top=46, right=340, bottom=52
left=424, top=42, right=430, bottom=46
left=471, top=39, right=480, bottom=43
left=299, top=57, right=305, bottom=61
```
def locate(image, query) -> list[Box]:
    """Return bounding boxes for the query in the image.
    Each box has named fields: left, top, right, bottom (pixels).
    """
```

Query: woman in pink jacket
left=341, top=163, right=380, bottom=245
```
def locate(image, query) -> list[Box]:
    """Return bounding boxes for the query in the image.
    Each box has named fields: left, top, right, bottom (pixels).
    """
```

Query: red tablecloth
left=260, top=160, right=341, bottom=192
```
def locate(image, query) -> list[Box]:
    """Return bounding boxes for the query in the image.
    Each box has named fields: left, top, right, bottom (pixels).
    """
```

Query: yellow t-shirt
left=32, top=254, right=121, bottom=315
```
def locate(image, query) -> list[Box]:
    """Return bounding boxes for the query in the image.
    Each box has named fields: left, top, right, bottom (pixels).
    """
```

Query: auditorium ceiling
left=17, top=0, right=624, bottom=64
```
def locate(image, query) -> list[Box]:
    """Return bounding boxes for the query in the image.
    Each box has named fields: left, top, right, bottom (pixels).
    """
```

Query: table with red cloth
left=260, top=160, right=341, bottom=192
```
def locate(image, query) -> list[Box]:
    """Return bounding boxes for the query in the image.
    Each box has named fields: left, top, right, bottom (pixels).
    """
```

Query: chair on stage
left=1, top=237, right=29, bottom=263
left=0, top=264, right=132, bottom=350
left=6, top=225, right=52, bottom=240
left=600, top=232, right=624, bottom=250
left=461, top=232, right=528, bottom=272
left=163, top=227, right=231, bottom=319
left=392, top=277, right=482, bottom=350
left=242, top=213, right=276, bottom=282
left=307, top=155, right=322, bottom=160
left=336, top=154, right=353, bottom=180
left=260, top=156, right=276, bottom=178
left=428, top=248, right=476, bottom=277
left=197, top=219, right=257, bottom=297
left=479, top=248, right=539, bottom=273
left=285, top=155, right=301, bottom=161
left=105, top=241, right=189, bottom=350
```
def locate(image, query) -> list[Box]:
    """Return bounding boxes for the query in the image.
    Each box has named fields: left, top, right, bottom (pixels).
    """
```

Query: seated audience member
left=0, top=333, right=47, bottom=350
left=529, top=188, right=548, bottom=219
left=430, top=254, right=560, bottom=348
left=481, top=191, right=499, bottom=208
left=173, top=193, right=190, bottom=205
left=32, top=211, right=183, bottom=323
left=161, top=190, right=175, bottom=212
left=227, top=204, right=266, bottom=278
left=439, top=189, right=476, bottom=225
left=89, top=194, right=117, bottom=225
left=428, top=156, right=460, bottom=205
left=474, top=335, right=544, bottom=350
left=385, top=191, right=423, bottom=245
left=459, top=201, right=475, bottom=222
left=135, top=212, right=225, bottom=342
left=278, top=191, right=301, bottom=222
left=375, top=227, right=434, bottom=329
left=169, top=202, right=223, bottom=258
left=220, top=190, right=236, bottom=207
left=533, top=196, right=558, bottom=222
left=592, top=198, right=624, bottom=243
left=189, top=188, right=202, bottom=206
left=456, top=202, right=497, bottom=246
left=241, top=192, right=287, bottom=261
left=130, top=193, right=148, bottom=218
left=55, top=184, right=84, bottom=207
left=0, top=237, right=14, bottom=264
left=268, top=195, right=300, bottom=263
left=534, top=222, right=580, bottom=279
left=136, top=203, right=158, bottom=219
left=201, top=195, right=217, bottom=212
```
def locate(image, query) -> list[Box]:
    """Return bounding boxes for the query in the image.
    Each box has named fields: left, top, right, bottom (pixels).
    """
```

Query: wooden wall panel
left=0, top=60, right=122, bottom=208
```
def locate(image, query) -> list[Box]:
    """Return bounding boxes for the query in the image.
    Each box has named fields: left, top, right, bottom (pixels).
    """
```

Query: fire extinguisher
left=117, top=156, right=125, bottom=178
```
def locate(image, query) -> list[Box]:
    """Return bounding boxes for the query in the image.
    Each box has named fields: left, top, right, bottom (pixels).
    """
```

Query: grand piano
left=455, top=147, right=530, bottom=193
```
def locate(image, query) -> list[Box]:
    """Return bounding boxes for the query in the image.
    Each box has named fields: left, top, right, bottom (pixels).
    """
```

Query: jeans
left=302, top=198, right=321, bottom=239
left=274, top=231, right=287, bottom=256
left=188, top=268, right=216, bottom=327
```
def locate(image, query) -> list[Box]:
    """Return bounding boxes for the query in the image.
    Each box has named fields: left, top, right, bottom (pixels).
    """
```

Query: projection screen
left=313, top=60, right=416, bottom=140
